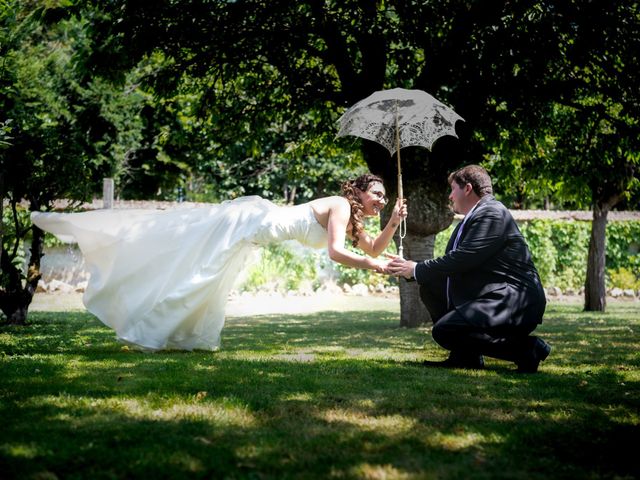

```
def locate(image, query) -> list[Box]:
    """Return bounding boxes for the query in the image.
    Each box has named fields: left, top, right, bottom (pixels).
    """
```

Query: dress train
left=31, top=196, right=327, bottom=350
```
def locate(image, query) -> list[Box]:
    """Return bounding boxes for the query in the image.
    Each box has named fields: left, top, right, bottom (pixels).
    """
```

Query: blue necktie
left=446, top=221, right=466, bottom=308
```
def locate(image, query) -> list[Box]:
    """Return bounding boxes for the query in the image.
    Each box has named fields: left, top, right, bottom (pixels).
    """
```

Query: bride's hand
left=385, top=255, right=416, bottom=279
left=390, top=198, right=408, bottom=224
left=371, top=259, right=391, bottom=274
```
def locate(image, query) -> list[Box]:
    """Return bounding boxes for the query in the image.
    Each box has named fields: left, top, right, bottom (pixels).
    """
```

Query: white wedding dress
left=31, top=196, right=328, bottom=351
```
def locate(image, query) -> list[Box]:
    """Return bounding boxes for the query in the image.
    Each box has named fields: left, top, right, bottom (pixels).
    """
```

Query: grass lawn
left=1, top=299, right=639, bottom=479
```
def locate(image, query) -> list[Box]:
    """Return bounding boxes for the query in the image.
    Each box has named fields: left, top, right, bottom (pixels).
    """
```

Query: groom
left=387, top=165, right=550, bottom=373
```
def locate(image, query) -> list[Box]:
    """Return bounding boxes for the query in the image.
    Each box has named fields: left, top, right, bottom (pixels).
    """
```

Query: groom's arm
left=411, top=208, right=507, bottom=283
left=387, top=257, right=417, bottom=280
left=390, top=258, right=451, bottom=285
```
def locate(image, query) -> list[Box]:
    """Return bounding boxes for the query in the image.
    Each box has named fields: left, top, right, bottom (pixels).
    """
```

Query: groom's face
left=449, top=181, right=472, bottom=215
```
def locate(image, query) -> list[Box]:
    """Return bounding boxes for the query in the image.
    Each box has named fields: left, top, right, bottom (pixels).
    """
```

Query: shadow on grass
left=1, top=305, right=639, bottom=479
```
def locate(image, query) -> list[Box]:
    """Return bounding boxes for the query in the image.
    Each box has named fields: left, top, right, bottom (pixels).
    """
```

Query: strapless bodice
left=253, top=201, right=328, bottom=249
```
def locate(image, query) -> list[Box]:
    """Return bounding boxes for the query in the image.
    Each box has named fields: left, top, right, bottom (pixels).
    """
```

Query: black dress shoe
left=516, top=337, right=551, bottom=373
left=423, top=354, right=485, bottom=370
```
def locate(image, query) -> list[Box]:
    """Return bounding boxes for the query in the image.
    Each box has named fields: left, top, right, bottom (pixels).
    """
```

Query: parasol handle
left=395, top=101, right=402, bottom=200
left=395, top=102, right=406, bottom=259
left=397, top=156, right=404, bottom=259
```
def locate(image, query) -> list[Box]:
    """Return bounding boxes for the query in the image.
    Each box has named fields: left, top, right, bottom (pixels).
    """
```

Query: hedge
left=435, top=219, right=640, bottom=291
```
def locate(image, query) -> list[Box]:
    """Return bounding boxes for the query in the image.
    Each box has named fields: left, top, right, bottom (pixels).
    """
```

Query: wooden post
left=103, top=178, right=114, bottom=209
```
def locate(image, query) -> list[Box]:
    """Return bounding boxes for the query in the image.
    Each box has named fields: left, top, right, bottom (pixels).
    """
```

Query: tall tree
left=0, top=1, right=144, bottom=323
left=484, top=1, right=640, bottom=311
left=545, top=1, right=639, bottom=311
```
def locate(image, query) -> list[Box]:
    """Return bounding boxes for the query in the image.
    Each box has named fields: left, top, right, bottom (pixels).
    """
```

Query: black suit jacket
left=415, top=195, right=546, bottom=327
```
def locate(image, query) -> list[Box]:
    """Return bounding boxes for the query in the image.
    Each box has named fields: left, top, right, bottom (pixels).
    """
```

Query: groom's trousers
left=418, top=274, right=542, bottom=363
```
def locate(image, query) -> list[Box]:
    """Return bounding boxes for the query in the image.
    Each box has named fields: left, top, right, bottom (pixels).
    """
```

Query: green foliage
left=334, top=258, right=398, bottom=292
left=241, top=243, right=320, bottom=293
left=0, top=119, right=11, bottom=149
left=333, top=217, right=397, bottom=289
left=240, top=217, right=401, bottom=292
left=521, top=220, right=640, bottom=291
left=433, top=223, right=454, bottom=258
left=607, top=222, right=640, bottom=276
left=0, top=0, right=149, bottom=320
left=609, top=267, right=640, bottom=291
left=518, top=221, right=557, bottom=286
left=4, top=1, right=639, bottom=320
left=549, top=221, right=591, bottom=290
left=481, top=2, right=640, bottom=211
left=334, top=262, right=378, bottom=289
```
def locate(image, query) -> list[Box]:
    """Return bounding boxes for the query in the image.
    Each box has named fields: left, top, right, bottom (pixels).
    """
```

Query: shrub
left=240, top=243, right=319, bottom=293
left=608, top=267, right=640, bottom=291
left=434, top=224, right=454, bottom=258
left=519, top=220, right=557, bottom=287
left=333, top=217, right=398, bottom=289
left=606, top=222, right=640, bottom=275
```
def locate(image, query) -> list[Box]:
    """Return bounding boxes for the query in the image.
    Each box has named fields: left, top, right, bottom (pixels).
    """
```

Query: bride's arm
left=356, top=198, right=407, bottom=258
left=325, top=198, right=386, bottom=272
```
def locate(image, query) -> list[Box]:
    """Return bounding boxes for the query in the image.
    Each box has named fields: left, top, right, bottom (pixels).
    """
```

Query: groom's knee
left=431, top=310, right=467, bottom=350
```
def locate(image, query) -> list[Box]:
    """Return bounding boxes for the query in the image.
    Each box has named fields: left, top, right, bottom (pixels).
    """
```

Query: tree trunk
left=0, top=253, right=34, bottom=324
left=4, top=303, right=29, bottom=324
left=584, top=203, right=608, bottom=312
left=0, top=261, right=41, bottom=325
left=368, top=144, right=455, bottom=327
left=398, top=233, right=434, bottom=327
left=0, top=204, right=43, bottom=325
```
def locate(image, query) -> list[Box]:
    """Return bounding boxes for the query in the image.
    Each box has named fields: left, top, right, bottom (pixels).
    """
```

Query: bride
left=31, top=173, right=407, bottom=351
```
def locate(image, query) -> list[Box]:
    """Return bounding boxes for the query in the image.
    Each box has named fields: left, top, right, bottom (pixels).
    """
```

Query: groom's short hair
left=448, top=165, right=493, bottom=197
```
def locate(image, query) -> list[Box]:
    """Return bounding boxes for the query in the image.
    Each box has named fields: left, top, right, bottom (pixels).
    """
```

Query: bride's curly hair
left=341, top=173, right=384, bottom=247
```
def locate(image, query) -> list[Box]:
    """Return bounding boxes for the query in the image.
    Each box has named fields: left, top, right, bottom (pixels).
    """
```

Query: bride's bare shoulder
left=308, top=196, right=350, bottom=228
left=309, top=196, right=349, bottom=213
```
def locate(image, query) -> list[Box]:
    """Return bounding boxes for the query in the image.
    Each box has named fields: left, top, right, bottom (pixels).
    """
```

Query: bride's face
left=359, top=181, right=388, bottom=216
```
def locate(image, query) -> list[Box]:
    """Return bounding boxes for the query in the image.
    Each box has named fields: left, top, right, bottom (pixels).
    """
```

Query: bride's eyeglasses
left=369, top=189, right=388, bottom=204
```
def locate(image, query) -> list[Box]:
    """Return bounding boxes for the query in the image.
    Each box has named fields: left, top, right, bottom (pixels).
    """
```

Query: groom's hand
left=386, top=256, right=417, bottom=279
